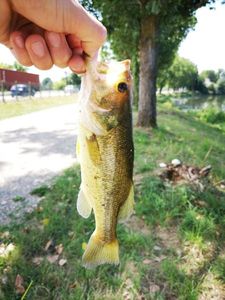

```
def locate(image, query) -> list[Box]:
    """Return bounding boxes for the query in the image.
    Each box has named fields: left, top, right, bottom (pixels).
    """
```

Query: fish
left=76, top=59, right=134, bottom=268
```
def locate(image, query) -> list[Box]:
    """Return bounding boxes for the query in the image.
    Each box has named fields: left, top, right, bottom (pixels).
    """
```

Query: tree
left=0, top=62, right=14, bottom=70
left=167, top=56, right=198, bottom=91
left=217, top=78, right=225, bottom=94
left=81, top=0, right=216, bottom=128
left=41, top=77, right=53, bottom=90
left=67, top=73, right=81, bottom=86
left=13, top=62, right=27, bottom=72
left=195, top=77, right=208, bottom=94
left=0, top=61, right=27, bottom=71
left=53, top=79, right=66, bottom=90
left=200, top=70, right=218, bottom=83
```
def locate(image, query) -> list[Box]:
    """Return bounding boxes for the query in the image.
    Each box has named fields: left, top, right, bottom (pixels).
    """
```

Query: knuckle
left=97, top=25, right=107, bottom=43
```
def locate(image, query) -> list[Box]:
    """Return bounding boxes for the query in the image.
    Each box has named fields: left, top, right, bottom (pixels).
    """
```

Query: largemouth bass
left=76, top=59, right=134, bottom=268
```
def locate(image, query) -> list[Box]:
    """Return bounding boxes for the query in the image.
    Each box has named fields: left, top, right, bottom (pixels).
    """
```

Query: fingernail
left=47, top=32, right=61, bottom=47
left=31, top=41, right=45, bottom=57
left=14, top=35, right=24, bottom=49
left=71, top=66, right=86, bottom=74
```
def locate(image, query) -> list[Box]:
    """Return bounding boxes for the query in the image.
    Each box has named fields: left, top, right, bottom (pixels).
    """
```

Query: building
left=0, top=68, right=40, bottom=90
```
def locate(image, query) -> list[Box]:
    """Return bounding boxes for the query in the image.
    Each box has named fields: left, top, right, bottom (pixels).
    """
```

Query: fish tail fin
left=82, top=233, right=119, bottom=268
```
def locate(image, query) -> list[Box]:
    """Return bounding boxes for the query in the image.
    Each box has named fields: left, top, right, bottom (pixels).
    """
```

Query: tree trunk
left=137, top=15, right=158, bottom=128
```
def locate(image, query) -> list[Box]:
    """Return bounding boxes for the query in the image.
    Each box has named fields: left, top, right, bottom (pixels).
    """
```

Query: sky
left=178, top=1, right=225, bottom=72
left=0, top=1, right=224, bottom=82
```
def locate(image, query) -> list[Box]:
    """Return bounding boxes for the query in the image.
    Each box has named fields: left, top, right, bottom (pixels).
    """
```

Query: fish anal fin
left=82, top=233, right=119, bottom=268
left=118, top=184, right=134, bottom=222
left=77, top=188, right=92, bottom=219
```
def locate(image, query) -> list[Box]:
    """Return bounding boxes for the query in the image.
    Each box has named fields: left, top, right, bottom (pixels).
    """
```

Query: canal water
left=172, top=95, right=225, bottom=111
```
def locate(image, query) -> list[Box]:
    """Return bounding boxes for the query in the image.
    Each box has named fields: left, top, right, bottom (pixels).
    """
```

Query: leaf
left=143, top=259, right=152, bottom=265
left=82, top=242, right=87, bottom=251
left=12, top=195, right=25, bottom=202
left=36, top=206, right=43, bottom=212
left=1, top=275, right=8, bottom=285
left=149, top=283, right=160, bottom=293
left=32, top=257, right=44, bottom=266
left=58, top=259, right=67, bottom=266
left=46, top=255, right=59, bottom=264
left=41, top=218, right=49, bottom=226
left=55, top=244, right=64, bottom=255
left=68, top=231, right=75, bottom=238
left=153, top=245, right=162, bottom=251
left=15, top=274, right=25, bottom=294
left=69, top=281, right=77, bottom=289
left=154, top=255, right=166, bottom=262
left=31, top=185, right=50, bottom=197
left=0, top=231, right=10, bottom=239
left=44, top=239, right=54, bottom=252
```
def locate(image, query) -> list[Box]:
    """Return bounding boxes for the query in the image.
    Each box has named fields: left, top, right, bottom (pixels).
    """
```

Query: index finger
left=11, top=0, right=107, bottom=58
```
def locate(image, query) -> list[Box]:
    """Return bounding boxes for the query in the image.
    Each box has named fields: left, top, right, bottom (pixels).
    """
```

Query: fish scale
left=76, top=59, right=134, bottom=268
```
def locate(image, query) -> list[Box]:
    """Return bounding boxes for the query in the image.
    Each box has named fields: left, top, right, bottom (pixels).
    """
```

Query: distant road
left=0, top=103, right=78, bottom=224
left=1, top=90, right=76, bottom=102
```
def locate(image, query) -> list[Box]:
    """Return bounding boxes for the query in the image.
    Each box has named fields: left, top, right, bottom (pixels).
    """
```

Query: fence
left=0, top=68, right=40, bottom=103
left=0, top=80, right=79, bottom=103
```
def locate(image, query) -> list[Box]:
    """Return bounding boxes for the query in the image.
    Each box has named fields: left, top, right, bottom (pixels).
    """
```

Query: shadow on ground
left=1, top=127, right=77, bottom=157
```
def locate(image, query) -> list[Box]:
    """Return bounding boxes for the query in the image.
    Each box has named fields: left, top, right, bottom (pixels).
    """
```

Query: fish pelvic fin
left=118, top=184, right=134, bottom=222
left=82, top=233, right=119, bottom=269
left=77, top=188, right=92, bottom=219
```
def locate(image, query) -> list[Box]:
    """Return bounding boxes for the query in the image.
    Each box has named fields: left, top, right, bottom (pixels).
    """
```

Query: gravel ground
left=0, top=103, right=78, bottom=225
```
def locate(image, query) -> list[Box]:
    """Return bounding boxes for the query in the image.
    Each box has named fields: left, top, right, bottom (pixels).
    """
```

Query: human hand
left=0, top=0, right=107, bottom=73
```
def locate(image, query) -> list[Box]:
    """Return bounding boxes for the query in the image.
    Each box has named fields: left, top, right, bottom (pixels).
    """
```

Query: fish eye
left=117, top=82, right=128, bottom=93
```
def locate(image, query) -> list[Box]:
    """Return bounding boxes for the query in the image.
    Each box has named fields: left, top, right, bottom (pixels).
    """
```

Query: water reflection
left=173, top=95, right=225, bottom=111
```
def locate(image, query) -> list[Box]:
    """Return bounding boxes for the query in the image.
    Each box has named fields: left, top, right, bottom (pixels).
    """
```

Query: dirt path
left=0, top=103, right=78, bottom=224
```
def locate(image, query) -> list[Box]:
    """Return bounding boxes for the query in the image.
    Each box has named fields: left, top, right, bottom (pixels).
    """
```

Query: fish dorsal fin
left=118, top=184, right=134, bottom=222
left=77, top=188, right=92, bottom=219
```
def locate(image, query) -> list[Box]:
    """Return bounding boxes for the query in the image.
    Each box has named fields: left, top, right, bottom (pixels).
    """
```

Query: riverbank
left=158, top=93, right=225, bottom=132
left=0, top=106, right=224, bottom=299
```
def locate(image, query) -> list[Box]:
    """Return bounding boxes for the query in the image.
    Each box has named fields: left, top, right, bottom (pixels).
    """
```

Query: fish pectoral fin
left=77, top=188, right=92, bottom=219
left=118, top=184, right=134, bottom=222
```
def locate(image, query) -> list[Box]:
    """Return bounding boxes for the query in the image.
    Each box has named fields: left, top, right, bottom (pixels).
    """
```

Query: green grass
left=0, top=95, right=77, bottom=120
left=0, top=106, right=225, bottom=299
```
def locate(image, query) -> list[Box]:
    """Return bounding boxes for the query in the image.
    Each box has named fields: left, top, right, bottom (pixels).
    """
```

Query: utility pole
left=1, top=80, right=5, bottom=103
left=1, top=70, right=6, bottom=103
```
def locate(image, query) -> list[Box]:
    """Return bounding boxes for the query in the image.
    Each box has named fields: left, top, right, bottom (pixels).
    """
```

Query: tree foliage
left=41, top=77, right=53, bottom=90
left=159, top=59, right=225, bottom=95
left=67, top=73, right=81, bottom=86
left=198, top=68, right=225, bottom=95
left=167, top=56, right=198, bottom=90
left=81, top=0, right=219, bottom=127
left=217, top=78, right=225, bottom=94
left=0, top=61, right=27, bottom=71
left=13, top=62, right=27, bottom=72
left=200, top=70, right=218, bottom=83
left=53, top=73, right=81, bottom=90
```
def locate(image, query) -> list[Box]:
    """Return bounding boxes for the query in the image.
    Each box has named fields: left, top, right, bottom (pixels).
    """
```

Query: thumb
left=10, top=0, right=107, bottom=57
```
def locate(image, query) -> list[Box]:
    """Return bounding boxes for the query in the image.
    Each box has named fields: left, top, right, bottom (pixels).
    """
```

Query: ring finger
left=45, top=31, right=72, bottom=68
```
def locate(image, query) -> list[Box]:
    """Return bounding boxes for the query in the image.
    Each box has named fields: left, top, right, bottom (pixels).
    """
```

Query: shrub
left=197, top=107, right=225, bottom=124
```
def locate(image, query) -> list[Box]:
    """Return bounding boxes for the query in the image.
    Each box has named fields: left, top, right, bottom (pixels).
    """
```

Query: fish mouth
left=85, top=59, right=131, bottom=82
